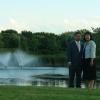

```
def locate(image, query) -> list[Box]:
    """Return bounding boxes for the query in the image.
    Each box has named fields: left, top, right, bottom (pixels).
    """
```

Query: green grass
left=0, top=86, right=100, bottom=100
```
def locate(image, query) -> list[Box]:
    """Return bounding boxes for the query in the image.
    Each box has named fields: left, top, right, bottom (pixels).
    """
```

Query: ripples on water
left=0, top=67, right=69, bottom=87
left=0, top=67, right=99, bottom=88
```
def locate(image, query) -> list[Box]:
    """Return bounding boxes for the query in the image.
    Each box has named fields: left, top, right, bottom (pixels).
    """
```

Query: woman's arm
left=90, top=41, right=96, bottom=66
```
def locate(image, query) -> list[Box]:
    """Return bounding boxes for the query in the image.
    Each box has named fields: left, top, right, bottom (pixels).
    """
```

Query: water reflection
left=0, top=67, right=99, bottom=88
left=0, top=67, right=68, bottom=87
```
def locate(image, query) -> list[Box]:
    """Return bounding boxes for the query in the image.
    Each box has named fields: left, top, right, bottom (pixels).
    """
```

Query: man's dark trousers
left=69, top=66, right=82, bottom=88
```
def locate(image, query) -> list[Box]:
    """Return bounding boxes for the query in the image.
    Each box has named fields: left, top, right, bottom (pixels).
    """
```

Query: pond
left=0, top=67, right=68, bottom=87
left=0, top=67, right=100, bottom=88
left=0, top=50, right=100, bottom=88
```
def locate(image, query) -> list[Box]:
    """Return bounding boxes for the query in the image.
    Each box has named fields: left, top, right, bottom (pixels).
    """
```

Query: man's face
left=74, top=34, right=81, bottom=41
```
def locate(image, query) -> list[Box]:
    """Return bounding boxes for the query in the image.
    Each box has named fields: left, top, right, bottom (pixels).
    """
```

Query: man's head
left=74, top=32, right=81, bottom=41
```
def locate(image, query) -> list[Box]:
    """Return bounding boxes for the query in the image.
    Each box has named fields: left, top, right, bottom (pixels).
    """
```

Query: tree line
left=0, top=28, right=100, bottom=56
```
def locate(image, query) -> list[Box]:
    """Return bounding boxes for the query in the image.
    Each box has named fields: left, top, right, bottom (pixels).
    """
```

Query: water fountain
left=0, top=50, right=40, bottom=69
left=0, top=36, right=69, bottom=86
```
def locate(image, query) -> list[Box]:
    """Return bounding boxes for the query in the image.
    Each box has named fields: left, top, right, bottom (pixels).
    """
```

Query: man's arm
left=67, top=42, right=72, bottom=65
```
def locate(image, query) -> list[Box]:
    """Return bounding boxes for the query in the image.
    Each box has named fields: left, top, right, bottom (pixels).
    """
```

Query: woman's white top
left=84, top=40, right=96, bottom=59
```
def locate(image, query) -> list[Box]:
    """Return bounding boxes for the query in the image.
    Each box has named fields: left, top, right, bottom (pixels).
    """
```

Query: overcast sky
left=0, top=0, right=100, bottom=34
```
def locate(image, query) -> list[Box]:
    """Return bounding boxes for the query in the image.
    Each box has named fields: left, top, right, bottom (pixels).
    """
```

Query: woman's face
left=85, top=34, right=91, bottom=41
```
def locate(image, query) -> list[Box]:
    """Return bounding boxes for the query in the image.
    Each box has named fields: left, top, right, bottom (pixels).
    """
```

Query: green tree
left=1, top=29, right=19, bottom=48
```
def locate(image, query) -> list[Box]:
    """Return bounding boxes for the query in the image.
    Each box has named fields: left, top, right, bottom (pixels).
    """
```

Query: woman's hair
left=83, top=31, right=93, bottom=41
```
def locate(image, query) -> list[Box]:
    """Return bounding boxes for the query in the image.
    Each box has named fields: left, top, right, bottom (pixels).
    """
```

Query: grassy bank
left=37, top=55, right=100, bottom=67
left=0, top=86, right=100, bottom=100
left=0, top=49, right=100, bottom=67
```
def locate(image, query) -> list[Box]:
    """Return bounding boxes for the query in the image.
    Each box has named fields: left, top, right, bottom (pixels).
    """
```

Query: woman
left=83, top=32, right=96, bottom=88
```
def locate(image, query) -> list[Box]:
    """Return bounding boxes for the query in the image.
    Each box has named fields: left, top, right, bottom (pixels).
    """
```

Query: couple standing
left=68, top=31, right=96, bottom=88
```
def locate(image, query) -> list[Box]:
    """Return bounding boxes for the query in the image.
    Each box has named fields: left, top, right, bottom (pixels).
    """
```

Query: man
left=67, top=32, right=83, bottom=88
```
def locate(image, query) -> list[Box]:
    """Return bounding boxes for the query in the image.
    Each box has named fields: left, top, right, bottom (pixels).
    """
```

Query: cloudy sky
left=0, top=0, right=100, bottom=34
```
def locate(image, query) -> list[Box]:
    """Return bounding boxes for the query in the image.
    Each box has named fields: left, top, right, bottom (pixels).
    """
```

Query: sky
left=0, top=0, right=100, bottom=34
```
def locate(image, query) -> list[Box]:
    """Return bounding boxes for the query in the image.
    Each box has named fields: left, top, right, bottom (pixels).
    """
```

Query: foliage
left=0, top=28, right=100, bottom=56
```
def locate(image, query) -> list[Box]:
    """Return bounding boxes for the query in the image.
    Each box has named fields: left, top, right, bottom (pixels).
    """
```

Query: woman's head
left=84, top=31, right=93, bottom=41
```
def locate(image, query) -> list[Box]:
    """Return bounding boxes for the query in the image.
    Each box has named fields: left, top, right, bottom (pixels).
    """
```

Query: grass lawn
left=0, top=86, right=100, bottom=100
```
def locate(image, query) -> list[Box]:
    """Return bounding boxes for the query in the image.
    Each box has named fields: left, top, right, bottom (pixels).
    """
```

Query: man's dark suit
left=68, top=41, right=83, bottom=88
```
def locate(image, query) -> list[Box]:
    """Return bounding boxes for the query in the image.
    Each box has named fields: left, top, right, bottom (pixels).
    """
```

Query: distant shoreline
left=0, top=49, right=100, bottom=67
